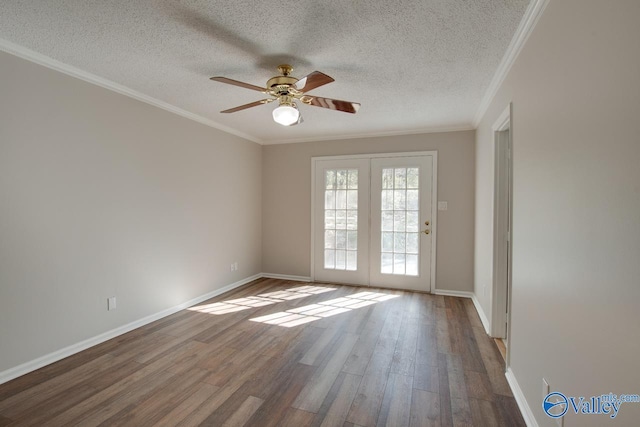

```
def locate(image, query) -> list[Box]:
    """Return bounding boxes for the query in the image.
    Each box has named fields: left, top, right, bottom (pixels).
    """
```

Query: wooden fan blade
left=221, top=99, right=273, bottom=113
left=306, top=96, right=360, bottom=114
left=295, top=71, right=334, bottom=93
left=210, top=76, right=265, bottom=92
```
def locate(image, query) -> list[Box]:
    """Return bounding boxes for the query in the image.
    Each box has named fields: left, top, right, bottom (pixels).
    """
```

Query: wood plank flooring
left=0, top=278, right=525, bottom=426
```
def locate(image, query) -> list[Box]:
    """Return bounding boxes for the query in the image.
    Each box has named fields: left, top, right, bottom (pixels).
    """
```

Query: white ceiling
left=0, top=0, right=530, bottom=144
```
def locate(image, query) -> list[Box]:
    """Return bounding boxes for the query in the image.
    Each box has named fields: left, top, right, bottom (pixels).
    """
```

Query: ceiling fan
left=210, top=64, right=360, bottom=126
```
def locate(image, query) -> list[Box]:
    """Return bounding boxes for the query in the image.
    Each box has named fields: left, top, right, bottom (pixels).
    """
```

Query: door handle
left=424, top=220, right=430, bottom=226
left=422, top=229, right=430, bottom=235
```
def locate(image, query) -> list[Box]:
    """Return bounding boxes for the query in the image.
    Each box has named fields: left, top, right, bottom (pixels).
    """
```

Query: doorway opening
left=491, top=104, right=513, bottom=365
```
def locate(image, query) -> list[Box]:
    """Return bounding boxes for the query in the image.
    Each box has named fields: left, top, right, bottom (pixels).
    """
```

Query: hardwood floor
left=0, top=278, right=525, bottom=426
left=494, top=339, right=507, bottom=362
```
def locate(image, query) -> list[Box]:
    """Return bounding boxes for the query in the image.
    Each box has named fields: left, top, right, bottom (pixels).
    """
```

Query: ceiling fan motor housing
left=267, top=76, right=298, bottom=95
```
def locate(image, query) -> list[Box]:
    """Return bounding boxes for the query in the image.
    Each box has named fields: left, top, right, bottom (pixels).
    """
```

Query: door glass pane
left=336, top=190, right=347, bottom=209
left=380, top=167, right=419, bottom=276
left=347, top=231, right=358, bottom=250
left=382, top=232, right=394, bottom=252
left=381, top=253, right=393, bottom=274
left=406, top=190, right=419, bottom=210
left=394, top=168, right=406, bottom=189
left=406, top=232, right=419, bottom=254
left=325, top=230, right=336, bottom=249
left=407, top=168, right=419, bottom=188
left=346, top=210, right=357, bottom=230
left=336, top=170, right=348, bottom=189
left=325, top=250, right=335, bottom=269
left=394, top=211, right=406, bottom=232
left=336, top=250, right=346, bottom=269
left=381, top=190, right=394, bottom=210
left=347, top=190, right=358, bottom=209
left=324, top=169, right=358, bottom=271
left=382, top=211, right=394, bottom=231
left=406, top=211, right=419, bottom=232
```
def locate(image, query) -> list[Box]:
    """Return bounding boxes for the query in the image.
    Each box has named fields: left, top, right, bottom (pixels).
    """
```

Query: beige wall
left=475, top=1, right=640, bottom=425
left=262, top=131, right=475, bottom=292
left=0, top=51, right=262, bottom=373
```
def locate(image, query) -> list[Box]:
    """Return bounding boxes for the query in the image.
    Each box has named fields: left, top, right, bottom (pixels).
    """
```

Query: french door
left=312, top=153, right=436, bottom=292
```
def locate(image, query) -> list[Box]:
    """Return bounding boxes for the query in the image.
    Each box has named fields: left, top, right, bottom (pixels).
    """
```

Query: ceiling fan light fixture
left=211, top=64, right=360, bottom=125
left=272, top=104, right=300, bottom=126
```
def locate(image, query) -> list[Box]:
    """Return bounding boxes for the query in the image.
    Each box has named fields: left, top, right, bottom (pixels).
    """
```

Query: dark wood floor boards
left=153, top=382, right=220, bottom=426
left=0, top=353, right=119, bottom=417
left=375, top=373, right=413, bottom=427
left=346, top=296, right=406, bottom=426
left=0, top=279, right=525, bottom=426
left=293, top=332, right=359, bottom=413
left=410, top=389, right=441, bottom=427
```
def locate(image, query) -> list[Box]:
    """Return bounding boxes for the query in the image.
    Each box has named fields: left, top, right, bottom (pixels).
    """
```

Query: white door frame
left=311, top=151, right=438, bottom=293
left=491, top=104, right=513, bottom=351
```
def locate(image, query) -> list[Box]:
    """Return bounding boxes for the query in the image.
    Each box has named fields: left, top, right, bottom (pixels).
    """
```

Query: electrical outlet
left=107, top=296, right=117, bottom=311
left=438, top=201, right=448, bottom=211
left=234, top=262, right=238, bottom=271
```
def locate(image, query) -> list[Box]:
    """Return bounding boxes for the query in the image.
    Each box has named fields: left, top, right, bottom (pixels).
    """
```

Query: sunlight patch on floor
left=249, top=291, right=400, bottom=327
left=188, top=285, right=336, bottom=315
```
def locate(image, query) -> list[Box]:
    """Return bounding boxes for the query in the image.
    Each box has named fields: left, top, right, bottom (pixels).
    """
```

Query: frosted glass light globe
left=272, top=105, right=299, bottom=126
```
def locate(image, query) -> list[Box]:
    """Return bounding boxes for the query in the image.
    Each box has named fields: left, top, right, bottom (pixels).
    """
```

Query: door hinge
left=506, top=230, right=510, bottom=242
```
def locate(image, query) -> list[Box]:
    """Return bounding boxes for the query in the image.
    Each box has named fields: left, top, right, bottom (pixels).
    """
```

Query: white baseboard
left=433, top=289, right=474, bottom=298
left=506, top=367, right=539, bottom=427
left=471, top=294, right=492, bottom=335
left=435, top=290, right=536, bottom=425
left=435, top=289, right=492, bottom=336
left=0, top=273, right=262, bottom=385
left=261, top=273, right=312, bottom=282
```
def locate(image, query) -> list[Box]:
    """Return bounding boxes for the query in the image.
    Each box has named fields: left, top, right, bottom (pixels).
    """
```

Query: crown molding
left=0, top=38, right=262, bottom=144
left=0, top=38, right=470, bottom=146
left=3, top=7, right=540, bottom=148
left=262, top=124, right=476, bottom=145
left=473, top=0, right=550, bottom=127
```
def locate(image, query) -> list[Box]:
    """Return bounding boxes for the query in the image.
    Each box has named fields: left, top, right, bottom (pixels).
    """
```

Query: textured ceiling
left=0, top=0, right=530, bottom=144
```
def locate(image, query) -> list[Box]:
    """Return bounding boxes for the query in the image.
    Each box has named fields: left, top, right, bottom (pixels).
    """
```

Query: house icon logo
left=543, top=392, right=568, bottom=418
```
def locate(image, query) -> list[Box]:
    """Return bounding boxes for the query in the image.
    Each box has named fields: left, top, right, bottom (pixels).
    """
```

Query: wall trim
left=0, top=38, right=261, bottom=145
left=0, top=273, right=262, bottom=385
left=265, top=125, right=475, bottom=145
left=471, top=294, right=492, bottom=335
left=473, top=0, right=550, bottom=126
left=433, top=289, right=474, bottom=298
left=506, top=367, right=539, bottom=427
left=490, top=103, right=513, bottom=340
left=0, top=38, right=475, bottom=147
left=1, top=273, right=487, bottom=385
left=260, top=273, right=312, bottom=282
left=434, top=290, right=492, bottom=336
